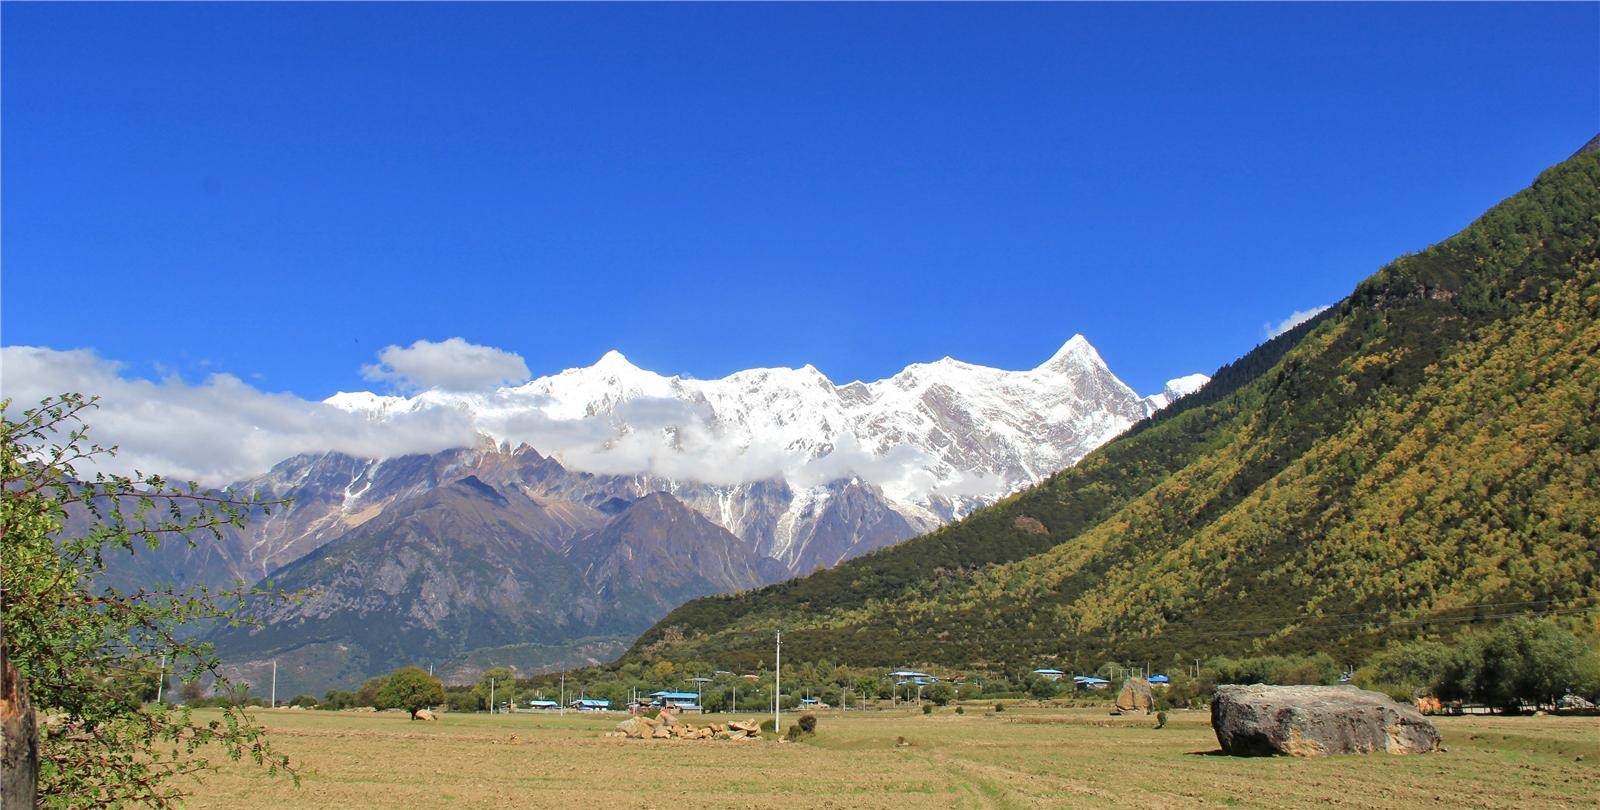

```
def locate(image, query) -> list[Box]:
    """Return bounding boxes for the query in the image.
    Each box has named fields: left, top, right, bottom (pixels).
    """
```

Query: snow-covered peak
left=1141, top=372, right=1212, bottom=413
left=320, top=336, right=1197, bottom=516
left=325, top=390, right=409, bottom=417
left=593, top=349, right=639, bottom=372
left=1033, top=334, right=1099, bottom=372
left=1163, top=373, right=1210, bottom=399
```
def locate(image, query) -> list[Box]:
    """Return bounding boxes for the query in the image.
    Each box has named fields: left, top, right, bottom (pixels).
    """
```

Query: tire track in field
left=918, top=747, right=1105, bottom=810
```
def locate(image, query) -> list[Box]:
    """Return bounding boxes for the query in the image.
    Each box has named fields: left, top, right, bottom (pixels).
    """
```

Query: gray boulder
left=1211, top=684, right=1441, bottom=757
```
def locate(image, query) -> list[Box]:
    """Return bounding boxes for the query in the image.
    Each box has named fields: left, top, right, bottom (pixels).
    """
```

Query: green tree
left=1, top=394, right=294, bottom=808
left=378, top=666, right=444, bottom=719
left=1353, top=639, right=1454, bottom=698
left=475, top=666, right=515, bottom=711
left=321, top=690, right=356, bottom=710
left=443, top=687, right=479, bottom=713
left=1463, top=618, right=1600, bottom=712
left=1028, top=677, right=1059, bottom=700
left=355, top=676, right=391, bottom=709
left=923, top=682, right=956, bottom=705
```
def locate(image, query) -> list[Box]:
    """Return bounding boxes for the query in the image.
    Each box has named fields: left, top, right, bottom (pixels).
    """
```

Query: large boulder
left=1116, top=678, right=1154, bottom=714
left=413, top=709, right=438, bottom=721
left=1211, top=684, right=1441, bottom=757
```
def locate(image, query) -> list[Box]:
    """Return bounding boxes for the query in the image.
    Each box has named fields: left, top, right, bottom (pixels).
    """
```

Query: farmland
left=181, top=706, right=1597, bottom=810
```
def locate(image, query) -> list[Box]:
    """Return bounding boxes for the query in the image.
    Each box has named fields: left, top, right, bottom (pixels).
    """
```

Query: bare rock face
left=1011, top=516, right=1048, bottom=535
left=1116, top=678, right=1154, bottom=714
left=1211, top=684, right=1441, bottom=757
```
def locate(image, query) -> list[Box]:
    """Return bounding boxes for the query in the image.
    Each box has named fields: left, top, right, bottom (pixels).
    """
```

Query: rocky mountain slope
left=627, top=141, right=1600, bottom=671
left=211, top=481, right=763, bottom=697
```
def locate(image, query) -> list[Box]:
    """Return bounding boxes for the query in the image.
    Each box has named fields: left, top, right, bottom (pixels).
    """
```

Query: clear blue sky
left=4, top=3, right=1597, bottom=396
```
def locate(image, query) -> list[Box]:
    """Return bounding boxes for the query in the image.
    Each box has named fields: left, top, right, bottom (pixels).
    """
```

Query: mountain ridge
left=625, top=140, right=1600, bottom=671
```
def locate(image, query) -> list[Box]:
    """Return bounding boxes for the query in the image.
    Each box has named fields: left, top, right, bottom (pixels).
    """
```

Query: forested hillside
left=628, top=144, right=1600, bottom=671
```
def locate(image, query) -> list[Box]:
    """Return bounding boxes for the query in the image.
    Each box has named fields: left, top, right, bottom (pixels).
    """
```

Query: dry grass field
left=182, top=705, right=1598, bottom=810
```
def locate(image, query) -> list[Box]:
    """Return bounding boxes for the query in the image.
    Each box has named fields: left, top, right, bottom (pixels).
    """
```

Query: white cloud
left=360, top=337, right=530, bottom=392
left=1264, top=304, right=1331, bottom=339
left=1, top=346, right=478, bottom=484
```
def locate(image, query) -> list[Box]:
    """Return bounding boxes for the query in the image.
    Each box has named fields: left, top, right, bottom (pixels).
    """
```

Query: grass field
left=182, top=705, right=1598, bottom=810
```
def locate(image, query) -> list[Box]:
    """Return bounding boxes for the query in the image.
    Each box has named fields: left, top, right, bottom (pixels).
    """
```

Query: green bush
left=921, top=703, right=933, bottom=714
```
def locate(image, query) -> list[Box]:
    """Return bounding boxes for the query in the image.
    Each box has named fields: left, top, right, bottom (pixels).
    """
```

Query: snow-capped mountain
left=99, top=335, right=1204, bottom=690
left=320, top=336, right=1206, bottom=572
left=1141, top=372, right=1211, bottom=412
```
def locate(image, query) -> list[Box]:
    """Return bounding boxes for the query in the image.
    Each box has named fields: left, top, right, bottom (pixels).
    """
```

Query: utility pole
left=155, top=653, right=166, bottom=705
left=490, top=677, right=496, bottom=715
left=271, top=660, right=277, bottom=708
left=774, top=630, right=782, bottom=735
left=560, top=674, right=566, bottom=716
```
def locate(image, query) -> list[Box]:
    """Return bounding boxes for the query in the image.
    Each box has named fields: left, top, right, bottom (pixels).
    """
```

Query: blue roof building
left=649, top=690, right=703, bottom=710
left=649, top=691, right=700, bottom=701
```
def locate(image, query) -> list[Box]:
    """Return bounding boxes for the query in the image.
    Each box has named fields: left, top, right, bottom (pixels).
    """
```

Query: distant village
left=506, top=667, right=1171, bottom=714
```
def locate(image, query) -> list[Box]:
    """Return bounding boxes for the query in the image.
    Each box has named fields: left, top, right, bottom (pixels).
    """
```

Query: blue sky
left=4, top=3, right=1597, bottom=398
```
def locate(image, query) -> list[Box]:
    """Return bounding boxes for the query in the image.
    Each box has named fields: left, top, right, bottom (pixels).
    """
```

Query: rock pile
left=1211, top=684, right=1441, bottom=757
left=610, top=714, right=765, bottom=742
